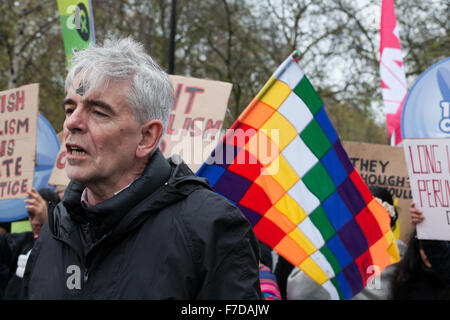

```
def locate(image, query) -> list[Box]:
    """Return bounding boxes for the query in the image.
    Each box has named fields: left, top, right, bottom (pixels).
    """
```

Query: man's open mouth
left=68, top=145, right=87, bottom=155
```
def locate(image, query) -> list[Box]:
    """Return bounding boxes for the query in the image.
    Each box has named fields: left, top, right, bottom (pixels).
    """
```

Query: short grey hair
left=65, top=37, right=173, bottom=134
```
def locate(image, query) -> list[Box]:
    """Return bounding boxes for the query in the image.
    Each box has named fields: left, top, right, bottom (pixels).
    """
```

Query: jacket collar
left=61, top=148, right=172, bottom=240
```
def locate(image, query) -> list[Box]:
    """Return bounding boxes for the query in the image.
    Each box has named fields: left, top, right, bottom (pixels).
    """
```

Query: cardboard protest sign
left=48, top=131, right=70, bottom=187
left=0, top=84, right=39, bottom=200
left=162, top=75, right=232, bottom=172
left=343, top=141, right=414, bottom=242
left=403, top=138, right=450, bottom=241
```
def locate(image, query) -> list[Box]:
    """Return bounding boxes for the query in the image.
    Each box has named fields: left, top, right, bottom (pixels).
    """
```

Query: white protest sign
left=403, top=138, right=450, bottom=240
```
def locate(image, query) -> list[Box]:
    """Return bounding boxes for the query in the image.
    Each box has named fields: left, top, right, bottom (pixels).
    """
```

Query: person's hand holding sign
left=409, top=201, right=425, bottom=225
left=24, top=188, right=48, bottom=238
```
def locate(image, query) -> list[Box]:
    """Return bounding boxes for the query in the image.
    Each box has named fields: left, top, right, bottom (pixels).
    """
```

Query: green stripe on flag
left=330, top=277, right=344, bottom=300
left=302, top=162, right=335, bottom=202
left=294, top=76, right=323, bottom=115
left=310, top=206, right=335, bottom=241
left=300, top=120, right=331, bottom=159
left=319, top=245, right=341, bottom=275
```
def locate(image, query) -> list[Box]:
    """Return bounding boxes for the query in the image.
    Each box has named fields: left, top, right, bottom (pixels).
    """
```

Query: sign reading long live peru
left=0, top=84, right=39, bottom=200
left=403, top=138, right=450, bottom=241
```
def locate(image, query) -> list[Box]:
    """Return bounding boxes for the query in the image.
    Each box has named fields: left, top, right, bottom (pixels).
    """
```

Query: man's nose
left=64, top=107, right=87, bottom=133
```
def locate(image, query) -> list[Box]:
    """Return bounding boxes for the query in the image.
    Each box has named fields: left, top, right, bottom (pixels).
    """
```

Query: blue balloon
left=0, top=114, right=60, bottom=222
left=401, top=57, right=450, bottom=139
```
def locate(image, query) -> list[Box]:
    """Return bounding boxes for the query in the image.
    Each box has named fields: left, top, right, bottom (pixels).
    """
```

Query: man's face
left=63, top=77, right=143, bottom=190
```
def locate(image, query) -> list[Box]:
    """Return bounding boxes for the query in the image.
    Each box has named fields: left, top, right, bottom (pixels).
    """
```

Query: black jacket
left=0, top=232, right=34, bottom=299
left=23, top=150, right=262, bottom=299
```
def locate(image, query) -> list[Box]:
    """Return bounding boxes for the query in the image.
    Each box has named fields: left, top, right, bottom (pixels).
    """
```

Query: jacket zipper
left=82, top=229, right=112, bottom=287
left=82, top=222, right=94, bottom=286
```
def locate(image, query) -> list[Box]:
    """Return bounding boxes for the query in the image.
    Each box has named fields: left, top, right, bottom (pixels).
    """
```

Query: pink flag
left=380, top=0, right=408, bottom=146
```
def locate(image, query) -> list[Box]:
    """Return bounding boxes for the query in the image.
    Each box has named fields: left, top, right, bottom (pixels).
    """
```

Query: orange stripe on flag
left=274, top=235, right=309, bottom=266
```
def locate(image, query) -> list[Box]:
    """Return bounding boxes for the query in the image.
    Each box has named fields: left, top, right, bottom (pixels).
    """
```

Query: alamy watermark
left=365, top=264, right=382, bottom=290
left=66, top=265, right=81, bottom=290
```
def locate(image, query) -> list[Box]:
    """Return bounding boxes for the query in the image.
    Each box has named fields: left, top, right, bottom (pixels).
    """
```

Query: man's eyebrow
left=84, top=99, right=114, bottom=114
left=62, top=98, right=76, bottom=109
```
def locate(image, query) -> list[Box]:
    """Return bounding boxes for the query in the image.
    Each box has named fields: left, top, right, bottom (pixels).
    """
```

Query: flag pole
left=168, top=0, right=177, bottom=75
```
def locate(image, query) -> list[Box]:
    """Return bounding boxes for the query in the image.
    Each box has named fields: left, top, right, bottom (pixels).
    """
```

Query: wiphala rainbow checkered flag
left=196, top=52, right=400, bottom=300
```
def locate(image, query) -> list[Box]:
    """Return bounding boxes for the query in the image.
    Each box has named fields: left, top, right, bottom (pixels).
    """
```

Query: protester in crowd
left=285, top=186, right=405, bottom=300
left=351, top=186, right=407, bottom=300
left=0, top=223, right=10, bottom=235
left=274, top=256, right=295, bottom=299
left=258, top=242, right=282, bottom=300
left=0, top=188, right=58, bottom=299
left=0, top=221, right=12, bottom=295
left=25, top=188, right=59, bottom=239
left=23, top=37, right=262, bottom=300
left=259, top=242, right=273, bottom=270
left=0, top=236, right=10, bottom=299
left=286, top=265, right=330, bottom=300
left=259, top=262, right=282, bottom=300
left=390, top=202, right=450, bottom=299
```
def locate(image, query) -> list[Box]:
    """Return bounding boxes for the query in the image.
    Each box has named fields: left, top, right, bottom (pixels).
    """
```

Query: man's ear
left=136, top=120, right=164, bottom=158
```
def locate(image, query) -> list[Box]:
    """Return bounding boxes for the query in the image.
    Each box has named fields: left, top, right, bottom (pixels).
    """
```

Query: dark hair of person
left=369, top=186, right=398, bottom=229
left=38, top=188, right=60, bottom=205
left=389, top=231, right=450, bottom=299
left=390, top=231, right=421, bottom=298
left=0, top=222, right=11, bottom=233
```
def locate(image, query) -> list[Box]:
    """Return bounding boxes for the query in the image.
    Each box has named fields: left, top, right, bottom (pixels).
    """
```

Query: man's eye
left=64, top=107, right=74, bottom=115
left=93, top=110, right=108, bottom=117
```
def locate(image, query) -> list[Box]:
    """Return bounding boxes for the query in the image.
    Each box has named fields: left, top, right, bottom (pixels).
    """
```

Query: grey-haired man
left=23, top=38, right=262, bottom=299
